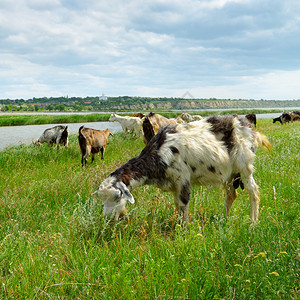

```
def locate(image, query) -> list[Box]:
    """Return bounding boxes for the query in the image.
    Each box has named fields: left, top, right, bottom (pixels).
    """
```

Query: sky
left=1, top=0, right=300, bottom=100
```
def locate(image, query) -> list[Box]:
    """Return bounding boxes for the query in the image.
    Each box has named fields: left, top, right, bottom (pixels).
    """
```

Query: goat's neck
left=111, top=156, right=149, bottom=190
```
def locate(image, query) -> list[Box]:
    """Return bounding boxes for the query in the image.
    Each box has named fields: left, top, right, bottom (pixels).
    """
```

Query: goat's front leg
left=174, top=181, right=191, bottom=225
left=56, top=136, right=61, bottom=149
left=223, top=181, right=238, bottom=217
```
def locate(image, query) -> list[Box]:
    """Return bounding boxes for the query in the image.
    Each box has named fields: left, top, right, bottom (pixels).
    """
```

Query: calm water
left=0, top=112, right=285, bottom=151
left=0, top=122, right=122, bottom=151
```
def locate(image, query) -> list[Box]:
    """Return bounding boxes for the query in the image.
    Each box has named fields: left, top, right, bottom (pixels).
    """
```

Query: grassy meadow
left=0, top=119, right=299, bottom=299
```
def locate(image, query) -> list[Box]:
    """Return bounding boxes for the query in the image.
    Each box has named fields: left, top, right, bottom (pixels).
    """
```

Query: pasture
left=0, top=119, right=299, bottom=299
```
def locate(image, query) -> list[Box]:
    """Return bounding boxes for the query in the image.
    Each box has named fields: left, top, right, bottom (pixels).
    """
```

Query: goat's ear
left=117, top=182, right=135, bottom=204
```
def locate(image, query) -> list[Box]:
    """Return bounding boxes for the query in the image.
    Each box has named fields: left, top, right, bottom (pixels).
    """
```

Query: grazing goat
left=95, top=115, right=271, bottom=224
left=289, top=111, right=300, bottom=122
left=132, top=113, right=145, bottom=118
left=142, top=112, right=178, bottom=144
left=78, top=126, right=113, bottom=167
left=281, top=113, right=291, bottom=124
left=109, top=113, right=143, bottom=137
left=176, top=113, right=202, bottom=124
left=292, top=115, right=300, bottom=122
left=273, top=112, right=300, bottom=125
left=245, top=113, right=257, bottom=128
left=33, top=125, right=68, bottom=149
left=293, top=111, right=300, bottom=117
left=273, top=116, right=283, bottom=125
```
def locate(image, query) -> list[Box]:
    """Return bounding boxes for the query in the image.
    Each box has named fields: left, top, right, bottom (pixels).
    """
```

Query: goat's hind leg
left=100, top=147, right=105, bottom=159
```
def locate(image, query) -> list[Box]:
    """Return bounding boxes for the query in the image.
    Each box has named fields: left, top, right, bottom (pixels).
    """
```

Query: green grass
left=0, top=109, right=283, bottom=126
left=0, top=113, right=111, bottom=127
left=0, top=120, right=299, bottom=299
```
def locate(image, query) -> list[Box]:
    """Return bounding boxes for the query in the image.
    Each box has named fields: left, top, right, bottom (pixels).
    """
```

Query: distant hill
left=1, top=96, right=299, bottom=112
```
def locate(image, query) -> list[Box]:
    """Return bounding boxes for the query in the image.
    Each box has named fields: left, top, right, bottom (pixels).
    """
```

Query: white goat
left=95, top=115, right=271, bottom=224
left=109, top=113, right=143, bottom=137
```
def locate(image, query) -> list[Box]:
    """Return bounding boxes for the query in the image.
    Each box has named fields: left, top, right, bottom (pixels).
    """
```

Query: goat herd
left=272, top=110, right=300, bottom=124
left=32, top=110, right=298, bottom=225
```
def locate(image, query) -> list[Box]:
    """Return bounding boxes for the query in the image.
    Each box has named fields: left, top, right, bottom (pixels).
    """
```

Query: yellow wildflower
left=278, top=251, right=289, bottom=257
left=255, top=252, right=266, bottom=258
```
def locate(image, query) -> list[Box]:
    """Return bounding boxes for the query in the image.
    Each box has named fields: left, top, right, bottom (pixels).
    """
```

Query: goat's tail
left=142, top=115, right=155, bottom=144
left=78, top=126, right=87, bottom=155
left=254, top=131, right=272, bottom=151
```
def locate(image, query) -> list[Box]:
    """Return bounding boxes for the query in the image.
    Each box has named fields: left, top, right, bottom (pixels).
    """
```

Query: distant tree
left=55, top=104, right=66, bottom=111
left=46, top=104, right=54, bottom=111
left=73, top=104, right=83, bottom=111
left=1, top=104, right=11, bottom=111
left=34, top=104, right=39, bottom=111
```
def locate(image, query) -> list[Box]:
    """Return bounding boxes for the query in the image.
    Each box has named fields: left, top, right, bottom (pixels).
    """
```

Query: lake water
left=0, top=122, right=122, bottom=151
left=0, top=112, right=285, bottom=151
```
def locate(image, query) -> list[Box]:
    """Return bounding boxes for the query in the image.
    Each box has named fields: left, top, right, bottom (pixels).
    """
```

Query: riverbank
left=0, top=109, right=284, bottom=126
left=0, top=113, right=109, bottom=127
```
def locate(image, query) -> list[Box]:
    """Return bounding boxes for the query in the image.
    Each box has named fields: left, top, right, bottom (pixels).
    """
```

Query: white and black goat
left=33, top=125, right=68, bottom=149
left=95, top=115, right=271, bottom=224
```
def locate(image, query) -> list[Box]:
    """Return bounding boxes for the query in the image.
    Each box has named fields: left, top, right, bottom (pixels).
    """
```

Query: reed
left=0, top=113, right=110, bottom=127
left=0, top=119, right=298, bottom=299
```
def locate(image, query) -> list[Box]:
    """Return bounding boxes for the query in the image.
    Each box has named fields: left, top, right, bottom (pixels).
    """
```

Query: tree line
left=1, top=96, right=299, bottom=112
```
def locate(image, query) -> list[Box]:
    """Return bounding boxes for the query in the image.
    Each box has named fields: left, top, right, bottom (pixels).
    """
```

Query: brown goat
left=245, top=113, right=257, bottom=128
left=142, top=112, right=178, bottom=144
left=289, top=111, right=300, bottom=122
left=78, top=126, right=113, bottom=167
left=281, top=113, right=291, bottom=124
left=132, top=113, right=145, bottom=118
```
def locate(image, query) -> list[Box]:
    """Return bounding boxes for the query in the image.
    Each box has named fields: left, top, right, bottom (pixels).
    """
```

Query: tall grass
left=0, top=113, right=111, bottom=127
left=0, top=120, right=299, bottom=299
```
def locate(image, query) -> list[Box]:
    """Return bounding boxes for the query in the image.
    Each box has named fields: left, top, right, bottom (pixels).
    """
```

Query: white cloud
left=0, top=0, right=300, bottom=99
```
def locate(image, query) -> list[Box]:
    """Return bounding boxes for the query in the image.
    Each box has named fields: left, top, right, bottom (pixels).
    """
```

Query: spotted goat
left=95, top=115, right=271, bottom=224
left=33, top=125, right=69, bottom=149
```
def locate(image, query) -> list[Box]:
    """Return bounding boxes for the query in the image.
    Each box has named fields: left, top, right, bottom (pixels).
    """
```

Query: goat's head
left=105, top=129, right=113, bottom=137
left=108, top=113, right=116, bottom=122
left=94, top=176, right=135, bottom=219
left=32, top=138, right=42, bottom=146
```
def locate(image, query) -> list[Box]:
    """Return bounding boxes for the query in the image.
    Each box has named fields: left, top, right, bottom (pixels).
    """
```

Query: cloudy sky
left=1, top=0, right=300, bottom=100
